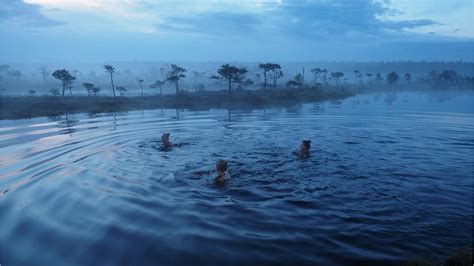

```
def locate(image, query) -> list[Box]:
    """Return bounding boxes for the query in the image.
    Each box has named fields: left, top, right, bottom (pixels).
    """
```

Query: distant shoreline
left=0, top=87, right=353, bottom=120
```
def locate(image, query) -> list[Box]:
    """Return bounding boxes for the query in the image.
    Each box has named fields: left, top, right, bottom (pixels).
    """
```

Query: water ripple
left=0, top=91, right=473, bottom=265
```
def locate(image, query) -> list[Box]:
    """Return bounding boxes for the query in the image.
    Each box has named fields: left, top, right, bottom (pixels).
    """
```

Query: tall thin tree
left=138, top=79, right=144, bottom=96
left=353, top=70, right=360, bottom=83
left=39, top=66, right=49, bottom=83
left=104, top=65, right=116, bottom=97
left=311, top=68, right=322, bottom=87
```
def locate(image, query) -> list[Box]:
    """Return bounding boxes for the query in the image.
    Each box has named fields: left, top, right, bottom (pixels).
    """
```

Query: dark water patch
left=285, top=199, right=320, bottom=209
left=344, top=141, right=360, bottom=144
left=374, top=140, right=399, bottom=144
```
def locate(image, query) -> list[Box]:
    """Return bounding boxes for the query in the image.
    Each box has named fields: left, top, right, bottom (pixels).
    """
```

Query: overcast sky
left=0, top=0, right=473, bottom=62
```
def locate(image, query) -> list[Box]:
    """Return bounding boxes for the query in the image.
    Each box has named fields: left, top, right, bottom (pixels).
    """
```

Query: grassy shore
left=0, top=87, right=353, bottom=120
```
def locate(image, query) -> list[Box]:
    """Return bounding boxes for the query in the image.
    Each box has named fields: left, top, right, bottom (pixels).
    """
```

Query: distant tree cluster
left=83, top=83, right=101, bottom=96
left=386, top=72, right=399, bottom=85
left=287, top=73, right=304, bottom=89
left=310, top=68, right=328, bottom=87
left=213, top=64, right=248, bottom=94
left=259, top=63, right=283, bottom=90
left=166, top=64, right=186, bottom=95
left=49, top=88, right=60, bottom=96
left=150, top=80, right=165, bottom=95
left=0, top=65, right=23, bottom=81
left=116, top=86, right=127, bottom=96
left=331, top=72, right=344, bottom=84
left=39, top=62, right=472, bottom=99
left=52, top=69, right=76, bottom=96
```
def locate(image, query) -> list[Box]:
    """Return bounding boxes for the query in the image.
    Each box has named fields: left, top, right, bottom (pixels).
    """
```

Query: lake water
left=0, top=90, right=473, bottom=265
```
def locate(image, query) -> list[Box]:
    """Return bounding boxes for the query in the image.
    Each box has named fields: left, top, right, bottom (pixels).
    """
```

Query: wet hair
left=302, top=140, right=311, bottom=149
left=216, top=160, right=228, bottom=172
left=161, top=133, right=170, bottom=140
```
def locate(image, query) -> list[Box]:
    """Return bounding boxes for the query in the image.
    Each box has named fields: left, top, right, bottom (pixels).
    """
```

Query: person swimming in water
left=160, top=133, right=187, bottom=150
left=297, top=140, right=311, bottom=158
left=215, top=160, right=231, bottom=183
left=161, top=133, right=173, bottom=148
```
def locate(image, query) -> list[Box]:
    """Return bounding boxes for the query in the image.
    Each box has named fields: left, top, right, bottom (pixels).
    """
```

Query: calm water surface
left=1, top=90, right=473, bottom=265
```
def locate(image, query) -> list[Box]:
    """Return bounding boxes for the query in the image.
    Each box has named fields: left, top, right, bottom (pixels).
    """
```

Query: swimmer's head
left=302, top=140, right=311, bottom=150
left=215, top=160, right=228, bottom=172
left=161, top=133, right=173, bottom=147
left=161, top=133, right=170, bottom=141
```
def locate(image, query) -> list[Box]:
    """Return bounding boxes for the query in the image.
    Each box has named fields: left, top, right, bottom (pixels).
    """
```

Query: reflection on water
left=0, top=90, right=473, bottom=266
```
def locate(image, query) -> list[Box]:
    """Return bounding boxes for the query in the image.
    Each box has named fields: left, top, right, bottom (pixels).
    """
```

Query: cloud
left=383, top=19, right=438, bottom=30
left=156, top=11, right=262, bottom=37
left=154, top=0, right=438, bottom=41
left=271, top=0, right=391, bottom=36
left=0, top=0, right=471, bottom=62
left=0, top=0, right=64, bottom=27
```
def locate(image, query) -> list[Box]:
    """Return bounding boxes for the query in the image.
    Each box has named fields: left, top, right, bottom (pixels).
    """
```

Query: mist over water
left=0, top=90, right=472, bottom=265
left=1, top=61, right=473, bottom=96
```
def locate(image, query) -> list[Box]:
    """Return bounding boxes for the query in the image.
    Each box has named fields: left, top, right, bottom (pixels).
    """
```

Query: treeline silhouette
left=2, top=62, right=471, bottom=97
left=1, top=61, right=474, bottom=97
left=1, top=61, right=473, bottom=118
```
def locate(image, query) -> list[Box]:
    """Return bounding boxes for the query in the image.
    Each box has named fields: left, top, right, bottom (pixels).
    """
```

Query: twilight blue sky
left=0, top=0, right=473, bottom=62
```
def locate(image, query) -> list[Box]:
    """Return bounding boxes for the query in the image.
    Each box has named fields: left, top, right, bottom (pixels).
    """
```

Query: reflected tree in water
left=112, top=112, right=117, bottom=131
left=173, top=109, right=181, bottom=120
left=57, top=114, right=79, bottom=136
left=285, top=104, right=303, bottom=115
left=384, top=92, right=398, bottom=105
left=310, top=102, right=325, bottom=113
